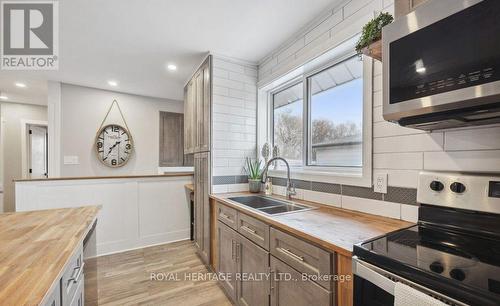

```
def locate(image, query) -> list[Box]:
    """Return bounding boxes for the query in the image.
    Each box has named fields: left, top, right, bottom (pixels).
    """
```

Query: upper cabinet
left=184, top=56, right=211, bottom=154
left=394, top=0, right=429, bottom=19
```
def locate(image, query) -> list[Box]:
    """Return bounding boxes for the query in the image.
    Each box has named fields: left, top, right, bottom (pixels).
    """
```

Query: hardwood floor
left=85, top=240, right=232, bottom=306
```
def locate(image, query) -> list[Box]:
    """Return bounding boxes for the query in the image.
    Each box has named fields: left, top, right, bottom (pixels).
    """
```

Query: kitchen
left=0, top=0, right=499, bottom=305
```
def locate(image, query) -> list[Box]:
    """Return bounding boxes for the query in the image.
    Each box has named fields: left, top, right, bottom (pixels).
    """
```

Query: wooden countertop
left=210, top=193, right=412, bottom=257
left=0, top=206, right=100, bottom=305
left=15, top=173, right=193, bottom=183
left=185, top=184, right=194, bottom=192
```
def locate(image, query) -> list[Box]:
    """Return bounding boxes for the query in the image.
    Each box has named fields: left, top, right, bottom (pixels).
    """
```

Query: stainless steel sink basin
left=227, top=196, right=314, bottom=215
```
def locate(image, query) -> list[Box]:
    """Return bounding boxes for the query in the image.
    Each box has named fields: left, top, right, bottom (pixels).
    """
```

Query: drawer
left=217, top=203, right=237, bottom=229
left=270, top=228, right=332, bottom=290
left=61, top=244, right=84, bottom=305
left=237, top=213, right=269, bottom=250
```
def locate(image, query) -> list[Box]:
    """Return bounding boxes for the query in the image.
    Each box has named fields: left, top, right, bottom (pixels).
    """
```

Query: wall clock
left=95, top=124, right=134, bottom=167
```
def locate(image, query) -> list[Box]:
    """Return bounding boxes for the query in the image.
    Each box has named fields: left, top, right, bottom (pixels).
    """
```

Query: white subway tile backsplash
left=444, top=126, right=500, bottom=151
left=213, top=85, right=229, bottom=96
left=386, top=169, right=420, bottom=188
left=305, top=10, right=341, bottom=44
left=277, top=38, right=305, bottom=63
left=374, top=121, right=424, bottom=138
left=229, top=71, right=257, bottom=85
left=213, top=77, right=245, bottom=90
left=374, top=152, right=423, bottom=170
left=302, top=190, right=341, bottom=208
left=374, top=133, right=443, bottom=153
left=373, top=74, right=383, bottom=92
left=373, top=91, right=382, bottom=107
left=341, top=196, right=401, bottom=219
left=213, top=58, right=245, bottom=74
left=400, top=204, right=418, bottom=223
left=373, top=105, right=383, bottom=123
left=227, top=184, right=249, bottom=193
left=213, top=68, right=229, bottom=78
left=424, top=150, right=500, bottom=172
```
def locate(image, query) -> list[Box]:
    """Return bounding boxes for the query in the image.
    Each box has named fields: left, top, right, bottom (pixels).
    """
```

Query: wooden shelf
left=361, top=39, right=382, bottom=62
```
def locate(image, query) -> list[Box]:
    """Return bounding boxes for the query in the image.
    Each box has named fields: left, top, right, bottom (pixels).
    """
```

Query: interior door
left=28, top=125, right=48, bottom=179
left=237, top=236, right=270, bottom=306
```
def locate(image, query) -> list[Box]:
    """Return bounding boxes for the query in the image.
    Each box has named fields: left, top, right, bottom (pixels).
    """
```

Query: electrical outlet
left=374, top=172, right=388, bottom=194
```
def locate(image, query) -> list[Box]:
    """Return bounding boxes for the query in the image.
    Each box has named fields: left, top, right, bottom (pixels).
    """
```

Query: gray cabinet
left=194, top=152, right=210, bottom=264
left=159, top=111, right=184, bottom=167
left=237, top=234, right=270, bottom=306
left=217, top=221, right=238, bottom=300
left=184, top=56, right=211, bottom=154
left=42, top=281, right=61, bottom=306
left=270, top=256, right=331, bottom=306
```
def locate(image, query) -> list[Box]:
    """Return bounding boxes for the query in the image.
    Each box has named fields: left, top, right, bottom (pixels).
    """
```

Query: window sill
left=268, top=167, right=372, bottom=188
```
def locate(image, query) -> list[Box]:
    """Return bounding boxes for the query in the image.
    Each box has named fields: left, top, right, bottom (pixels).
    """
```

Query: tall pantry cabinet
left=184, top=55, right=212, bottom=264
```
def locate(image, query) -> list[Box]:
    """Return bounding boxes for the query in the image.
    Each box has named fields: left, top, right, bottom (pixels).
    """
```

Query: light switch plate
left=374, top=172, right=388, bottom=194
left=63, top=155, right=79, bottom=165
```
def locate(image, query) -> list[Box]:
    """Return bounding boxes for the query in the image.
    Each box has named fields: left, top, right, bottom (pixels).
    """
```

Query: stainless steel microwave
left=382, top=0, right=500, bottom=131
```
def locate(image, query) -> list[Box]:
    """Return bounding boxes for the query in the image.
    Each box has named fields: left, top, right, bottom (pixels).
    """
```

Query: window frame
left=262, top=52, right=373, bottom=187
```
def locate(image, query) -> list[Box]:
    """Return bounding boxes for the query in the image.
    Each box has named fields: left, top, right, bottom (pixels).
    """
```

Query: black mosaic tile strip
left=385, top=187, right=418, bottom=206
left=235, top=175, right=249, bottom=184
left=311, top=182, right=341, bottom=194
left=292, top=179, right=312, bottom=190
left=269, top=177, right=287, bottom=187
left=342, top=185, right=383, bottom=201
left=212, top=176, right=236, bottom=185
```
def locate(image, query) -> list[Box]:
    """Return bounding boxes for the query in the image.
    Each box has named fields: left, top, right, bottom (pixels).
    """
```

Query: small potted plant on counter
left=355, top=12, right=393, bottom=61
left=245, top=158, right=263, bottom=193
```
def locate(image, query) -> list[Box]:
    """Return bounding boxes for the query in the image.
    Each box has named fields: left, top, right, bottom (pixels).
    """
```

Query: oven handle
left=353, top=257, right=395, bottom=295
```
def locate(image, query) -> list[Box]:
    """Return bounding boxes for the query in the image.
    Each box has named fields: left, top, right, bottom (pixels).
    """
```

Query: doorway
left=27, top=124, right=48, bottom=179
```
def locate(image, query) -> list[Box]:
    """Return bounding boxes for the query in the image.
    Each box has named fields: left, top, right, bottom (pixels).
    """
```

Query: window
left=272, top=82, right=303, bottom=167
left=308, top=56, right=363, bottom=167
left=266, top=53, right=371, bottom=185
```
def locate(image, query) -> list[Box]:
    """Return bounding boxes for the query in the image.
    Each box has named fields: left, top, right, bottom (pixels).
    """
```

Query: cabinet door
left=200, top=152, right=210, bottom=263
left=194, top=155, right=202, bottom=251
left=159, top=112, right=184, bottom=166
left=270, top=256, right=331, bottom=306
left=236, top=236, right=270, bottom=306
left=194, top=70, right=204, bottom=152
left=199, top=59, right=211, bottom=152
left=184, top=80, right=195, bottom=154
left=218, top=221, right=238, bottom=301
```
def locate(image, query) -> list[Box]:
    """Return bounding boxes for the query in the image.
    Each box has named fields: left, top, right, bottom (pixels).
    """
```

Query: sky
left=275, top=78, right=363, bottom=126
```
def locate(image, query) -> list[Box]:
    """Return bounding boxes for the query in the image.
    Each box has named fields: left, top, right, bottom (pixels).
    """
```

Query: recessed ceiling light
left=167, top=64, right=177, bottom=71
left=108, top=80, right=118, bottom=87
left=0, top=95, right=8, bottom=100
left=15, top=82, right=26, bottom=88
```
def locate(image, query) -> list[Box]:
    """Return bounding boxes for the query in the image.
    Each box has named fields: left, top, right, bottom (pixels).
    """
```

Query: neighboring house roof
left=312, top=133, right=362, bottom=148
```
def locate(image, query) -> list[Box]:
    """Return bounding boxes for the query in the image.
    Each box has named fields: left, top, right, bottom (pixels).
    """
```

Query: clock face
left=95, top=124, right=133, bottom=167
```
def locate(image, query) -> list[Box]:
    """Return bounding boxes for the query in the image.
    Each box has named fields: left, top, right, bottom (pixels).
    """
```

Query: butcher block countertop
left=210, top=193, right=412, bottom=257
left=0, top=206, right=100, bottom=305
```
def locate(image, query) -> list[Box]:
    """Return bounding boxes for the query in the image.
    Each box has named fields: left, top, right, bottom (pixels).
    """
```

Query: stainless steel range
left=353, top=171, right=500, bottom=305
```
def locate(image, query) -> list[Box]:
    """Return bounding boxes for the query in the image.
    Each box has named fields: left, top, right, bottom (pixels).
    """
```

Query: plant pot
left=360, top=38, right=382, bottom=61
left=248, top=179, right=262, bottom=193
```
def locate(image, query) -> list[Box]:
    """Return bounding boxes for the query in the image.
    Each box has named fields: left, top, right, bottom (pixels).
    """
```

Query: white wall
left=211, top=56, right=258, bottom=193
left=256, top=0, right=500, bottom=222
left=1, top=102, right=48, bottom=212
left=16, top=175, right=192, bottom=256
left=60, top=84, right=183, bottom=177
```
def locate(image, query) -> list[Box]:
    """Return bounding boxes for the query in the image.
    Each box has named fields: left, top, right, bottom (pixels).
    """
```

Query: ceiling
left=0, top=0, right=337, bottom=102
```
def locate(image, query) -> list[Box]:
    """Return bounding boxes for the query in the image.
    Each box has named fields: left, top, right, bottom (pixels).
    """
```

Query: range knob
left=450, top=268, right=466, bottom=281
left=450, top=182, right=466, bottom=194
left=429, top=181, right=444, bottom=192
left=429, top=261, right=444, bottom=274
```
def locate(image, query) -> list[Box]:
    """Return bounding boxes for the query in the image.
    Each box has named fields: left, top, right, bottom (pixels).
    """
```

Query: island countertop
left=210, top=193, right=412, bottom=257
left=0, top=206, right=100, bottom=305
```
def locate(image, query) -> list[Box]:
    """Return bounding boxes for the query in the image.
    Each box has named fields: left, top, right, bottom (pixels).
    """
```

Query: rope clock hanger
left=94, top=100, right=134, bottom=168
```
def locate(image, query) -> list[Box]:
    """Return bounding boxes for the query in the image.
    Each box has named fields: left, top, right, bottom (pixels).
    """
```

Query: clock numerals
left=96, top=124, right=133, bottom=167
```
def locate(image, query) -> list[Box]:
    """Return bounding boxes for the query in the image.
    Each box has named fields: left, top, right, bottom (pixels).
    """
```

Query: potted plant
left=245, top=158, right=263, bottom=193
left=355, top=12, right=393, bottom=61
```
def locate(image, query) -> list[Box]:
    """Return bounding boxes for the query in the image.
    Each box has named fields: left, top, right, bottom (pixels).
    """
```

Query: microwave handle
left=353, top=258, right=395, bottom=295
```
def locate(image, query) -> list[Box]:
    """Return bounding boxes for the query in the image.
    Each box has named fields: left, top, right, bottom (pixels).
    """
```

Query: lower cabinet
left=270, top=256, right=331, bottom=306
left=218, top=221, right=238, bottom=300
left=194, top=152, right=210, bottom=264
left=237, top=235, right=269, bottom=306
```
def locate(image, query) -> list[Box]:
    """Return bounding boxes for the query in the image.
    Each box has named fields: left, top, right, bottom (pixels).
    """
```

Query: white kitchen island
left=15, top=173, right=193, bottom=256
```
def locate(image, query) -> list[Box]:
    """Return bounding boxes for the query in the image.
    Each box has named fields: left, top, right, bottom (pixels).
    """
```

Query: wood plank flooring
left=85, top=240, right=232, bottom=306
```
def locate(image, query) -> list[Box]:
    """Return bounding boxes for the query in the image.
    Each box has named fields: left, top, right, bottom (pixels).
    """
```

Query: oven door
left=352, top=257, right=467, bottom=306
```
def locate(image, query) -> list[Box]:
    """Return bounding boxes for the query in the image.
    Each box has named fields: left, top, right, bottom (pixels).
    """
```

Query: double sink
left=228, top=195, right=314, bottom=215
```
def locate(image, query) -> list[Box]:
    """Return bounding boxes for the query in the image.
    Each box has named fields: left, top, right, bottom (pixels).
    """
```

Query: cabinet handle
left=219, top=213, right=232, bottom=222
left=235, top=243, right=240, bottom=263
left=68, top=261, right=85, bottom=284
left=278, top=247, right=304, bottom=262
left=240, top=225, right=256, bottom=234
left=270, top=270, right=275, bottom=291
left=231, top=240, right=235, bottom=261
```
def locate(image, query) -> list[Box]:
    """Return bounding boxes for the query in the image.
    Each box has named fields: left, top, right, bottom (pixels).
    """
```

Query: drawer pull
left=240, top=225, right=256, bottom=234
left=279, top=247, right=304, bottom=262
left=68, top=262, right=85, bottom=284
left=219, top=212, right=232, bottom=222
